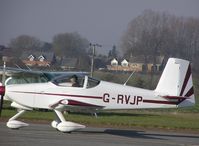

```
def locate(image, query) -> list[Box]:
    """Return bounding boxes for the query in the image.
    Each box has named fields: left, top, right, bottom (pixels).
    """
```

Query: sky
left=0, top=0, right=199, bottom=53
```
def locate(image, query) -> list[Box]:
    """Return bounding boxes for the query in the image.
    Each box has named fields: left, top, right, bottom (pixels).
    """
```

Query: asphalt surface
left=0, top=122, right=199, bottom=146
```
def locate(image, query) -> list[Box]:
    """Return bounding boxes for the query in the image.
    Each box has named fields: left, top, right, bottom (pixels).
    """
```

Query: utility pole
left=2, top=56, right=9, bottom=86
left=90, top=43, right=101, bottom=77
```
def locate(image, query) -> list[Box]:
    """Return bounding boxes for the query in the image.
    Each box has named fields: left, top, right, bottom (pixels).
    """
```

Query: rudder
left=155, top=58, right=195, bottom=107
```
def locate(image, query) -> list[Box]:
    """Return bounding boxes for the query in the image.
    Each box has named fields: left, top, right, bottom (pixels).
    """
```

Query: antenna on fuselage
left=123, top=71, right=135, bottom=86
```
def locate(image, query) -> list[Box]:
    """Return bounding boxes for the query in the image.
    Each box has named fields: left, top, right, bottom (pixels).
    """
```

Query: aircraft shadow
left=75, top=128, right=199, bottom=140
left=104, top=129, right=199, bottom=140
left=75, top=129, right=163, bottom=140
left=104, top=129, right=164, bottom=140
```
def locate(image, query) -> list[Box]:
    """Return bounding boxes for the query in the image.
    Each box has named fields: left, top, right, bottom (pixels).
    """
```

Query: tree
left=121, top=10, right=199, bottom=72
left=121, top=10, right=167, bottom=63
left=121, top=9, right=199, bottom=74
left=40, top=42, right=52, bottom=51
left=108, top=45, right=118, bottom=58
left=9, top=35, right=42, bottom=53
left=52, top=32, right=89, bottom=58
left=76, top=55, right=90, bottom=71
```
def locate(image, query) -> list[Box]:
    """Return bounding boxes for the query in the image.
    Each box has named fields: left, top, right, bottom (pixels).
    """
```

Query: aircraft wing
left=0, top=66, right=88, bottom=85
left=49, top=99, right=104, bottom=111
left=0, top=66, right=88, bottom=77
left=0, top=66, right=44, bottom=76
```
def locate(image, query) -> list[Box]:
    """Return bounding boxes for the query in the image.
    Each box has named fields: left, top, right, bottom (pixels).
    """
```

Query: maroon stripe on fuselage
left=11, top=91, right=103, bottom=99
left=67, top=100, right=103, bottom=107
left=180, top=64, right=191, bottom=96
left=162, top=96, right=187, bottom=99
left=142, top=99, right=185, bottom=105
left=184, top=87, right=194, bottom=97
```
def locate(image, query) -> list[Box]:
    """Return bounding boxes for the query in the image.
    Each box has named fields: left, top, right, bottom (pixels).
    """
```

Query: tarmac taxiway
left=0, top=122, right=199, bottom=146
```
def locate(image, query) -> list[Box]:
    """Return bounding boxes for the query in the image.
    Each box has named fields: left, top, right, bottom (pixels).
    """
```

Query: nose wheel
left=6, top=110, right=29, bottom=129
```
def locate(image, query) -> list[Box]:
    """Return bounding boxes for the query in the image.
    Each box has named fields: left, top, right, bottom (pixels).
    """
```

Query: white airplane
left=0, top=58, right=195, bottom=132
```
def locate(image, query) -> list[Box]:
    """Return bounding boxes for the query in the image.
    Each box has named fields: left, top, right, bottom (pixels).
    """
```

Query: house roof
left=121, top=59, right=128, bottom=63
left=0, top=47, right=13, bottom=57
left=21, top=51, right=55, bottom=61
left=111, top=58, right=118, bottom=62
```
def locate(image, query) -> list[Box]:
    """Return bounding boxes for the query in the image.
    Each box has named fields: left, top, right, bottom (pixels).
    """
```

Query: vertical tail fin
left=155, top=58, right=195, bottom=107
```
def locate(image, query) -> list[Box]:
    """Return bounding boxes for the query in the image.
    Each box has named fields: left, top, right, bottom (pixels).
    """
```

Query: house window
left=112, top=62, right=118, bottom=66
left=121, top=62, right=128, bottom=67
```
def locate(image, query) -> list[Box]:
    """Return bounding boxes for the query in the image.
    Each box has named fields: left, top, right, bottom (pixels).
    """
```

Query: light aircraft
left=0, top=58, right=195, bottom=132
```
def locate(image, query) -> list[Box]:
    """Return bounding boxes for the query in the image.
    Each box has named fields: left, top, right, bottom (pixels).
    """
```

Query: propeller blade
left=0, top=95, right=3, bottom=116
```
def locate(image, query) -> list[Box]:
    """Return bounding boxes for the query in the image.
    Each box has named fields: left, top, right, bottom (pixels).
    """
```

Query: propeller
left=1, top=57, right=7, bottom=117
left=0, top=85, right=5, bottom=117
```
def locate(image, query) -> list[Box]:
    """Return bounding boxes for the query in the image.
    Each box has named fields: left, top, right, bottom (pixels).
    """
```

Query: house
left=0, top=46, right=27, bottom=68
left=38, top=55, right=45, bottom=62
left=121, top=59, right=129, bottom=67
left=128, top=56, right=164, bottom=72
left=0, top=46, right=13, bottom=58
left=21, top=51, right=56, bottom=67
left=107, top=56, right=164, bottom=72
left=107, top=58, right=134, bottom=72
left=28, top=55, right=35, bottom=61
left=111, top=58, right=118, bottom=66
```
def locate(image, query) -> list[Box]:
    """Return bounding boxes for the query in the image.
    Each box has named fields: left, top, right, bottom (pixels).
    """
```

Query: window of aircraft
left=86, top=77, right=100, bottom=88
left=5, top=74, right=49, bottom=85
left=52, top=75, right=84, bottom=87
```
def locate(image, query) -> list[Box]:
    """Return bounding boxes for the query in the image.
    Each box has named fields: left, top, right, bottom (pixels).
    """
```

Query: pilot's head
left=70, top=75, right=78, bottom=83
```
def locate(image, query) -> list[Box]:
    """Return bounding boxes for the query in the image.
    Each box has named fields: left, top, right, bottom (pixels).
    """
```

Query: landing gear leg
left=51, top=110, right=63, bottom=129
left=7, top=109, right=29, bottom=129
left=51, top=109, right=85, bottom=133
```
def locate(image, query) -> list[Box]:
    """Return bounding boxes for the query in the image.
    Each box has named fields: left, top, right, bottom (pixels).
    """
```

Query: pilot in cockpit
left=70, top=75, right=80, bottom=87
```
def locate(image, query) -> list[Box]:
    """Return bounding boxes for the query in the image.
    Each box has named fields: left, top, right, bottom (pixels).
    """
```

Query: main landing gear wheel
left=52, top=110, right=85, bottom=133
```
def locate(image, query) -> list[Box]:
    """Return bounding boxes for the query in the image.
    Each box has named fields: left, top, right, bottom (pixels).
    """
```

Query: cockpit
left=52, top=75, right=100, bottom=89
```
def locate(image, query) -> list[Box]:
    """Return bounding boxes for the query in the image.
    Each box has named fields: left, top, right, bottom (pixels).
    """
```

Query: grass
left=1, top=109, right=199, bottom=131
